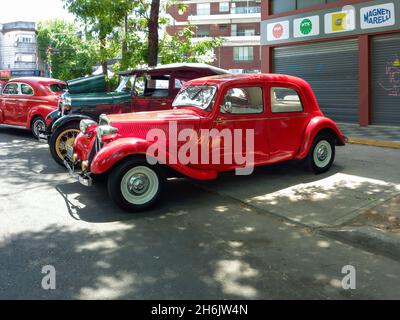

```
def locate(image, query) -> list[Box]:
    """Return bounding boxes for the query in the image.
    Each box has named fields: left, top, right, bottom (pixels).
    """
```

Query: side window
left=221, top=86, right=263, bottom=115
left=134, top=76, right=146, bottom=96
left=146, top=78, right=169, bottom=98
left=3, top=83, right=19, bottom=95
left=21, top=84, right=34, bottom=95
left=271, top=87, right=303, bottom=113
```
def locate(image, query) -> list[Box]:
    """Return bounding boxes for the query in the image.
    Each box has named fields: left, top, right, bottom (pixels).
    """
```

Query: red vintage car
left=0, top=77, right=67, bottom=138
left=66, top=73, right=346, bottom=212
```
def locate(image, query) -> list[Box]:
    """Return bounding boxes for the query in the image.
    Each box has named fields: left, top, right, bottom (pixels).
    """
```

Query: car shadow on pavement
left=54, top=177, right=210, bottom=223
left=0, top=126, right=36, bottom=140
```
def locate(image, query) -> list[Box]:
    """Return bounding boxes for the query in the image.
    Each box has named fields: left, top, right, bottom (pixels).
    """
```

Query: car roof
left=8, top=77, right=67, bottom=86
left=118, top=63, right=229, bottom=76
left=185, top=73, right=311, bottom=87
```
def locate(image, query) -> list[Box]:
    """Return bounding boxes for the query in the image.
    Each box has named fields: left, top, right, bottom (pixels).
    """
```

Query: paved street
left=1, top=126, right=400, bottom=299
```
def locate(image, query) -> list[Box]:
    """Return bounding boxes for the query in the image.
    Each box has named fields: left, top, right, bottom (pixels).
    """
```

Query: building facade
left=167, top=0, right=262, bottom=73
left=0, top=21, right=41, bottom=79
left=261, top=0, right=400, bottom=127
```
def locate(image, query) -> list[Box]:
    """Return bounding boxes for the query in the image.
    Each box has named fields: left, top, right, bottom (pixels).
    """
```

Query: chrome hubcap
left=34, top=120, right=45, bottom=136
left=313, top=140, right=332, bottom=168
left=121, top=166, right=159, bottom=205
left=128, top=174, right=150, bottom=195
left=316, top=145, right=328, bottom=161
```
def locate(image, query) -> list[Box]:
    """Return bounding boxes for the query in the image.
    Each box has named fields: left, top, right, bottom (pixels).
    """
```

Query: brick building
left=166, top=0, right=262, bottom=74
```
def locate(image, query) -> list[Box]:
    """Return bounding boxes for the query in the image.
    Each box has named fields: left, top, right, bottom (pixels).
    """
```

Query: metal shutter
left=372, top=34, right=400, bottom=126
left=273, top=39, right=359, bottom=123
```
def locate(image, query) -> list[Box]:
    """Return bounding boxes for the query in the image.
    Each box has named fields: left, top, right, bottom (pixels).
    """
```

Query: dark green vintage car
left=43, top=63, right=229, bottom=166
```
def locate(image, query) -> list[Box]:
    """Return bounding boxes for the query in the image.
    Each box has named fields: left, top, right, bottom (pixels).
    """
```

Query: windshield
left=173, top=85, right=217, bottom=110
left=116, top=75, right=136, bottom=93
left=49, top=83, right=68, bottom=93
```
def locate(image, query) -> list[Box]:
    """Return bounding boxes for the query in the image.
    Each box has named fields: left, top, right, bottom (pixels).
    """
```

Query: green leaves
left=37, top=20, right=97, bottom=80
left=44, top=1, right=225, bottom=79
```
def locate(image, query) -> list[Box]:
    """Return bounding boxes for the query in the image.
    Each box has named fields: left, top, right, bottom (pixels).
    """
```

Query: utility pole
left=47, top=45, right=53, bottom=78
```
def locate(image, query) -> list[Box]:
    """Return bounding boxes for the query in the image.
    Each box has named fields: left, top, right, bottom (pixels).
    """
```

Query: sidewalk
left=338, top=123, right=400, bottom=149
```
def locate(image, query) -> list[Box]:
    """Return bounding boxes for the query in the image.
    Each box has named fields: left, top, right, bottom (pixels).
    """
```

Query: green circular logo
left=300, top=18, right=313, bottom=35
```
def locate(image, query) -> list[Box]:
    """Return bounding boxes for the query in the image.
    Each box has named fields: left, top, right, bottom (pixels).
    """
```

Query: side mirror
left=221, top=101, right=232, bottom=114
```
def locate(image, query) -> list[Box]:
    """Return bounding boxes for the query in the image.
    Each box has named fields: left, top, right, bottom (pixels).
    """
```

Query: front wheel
left=306, top=135, right=335, bottom=174
left=49, top=122, right=80, bottom=167
left=108, top=159, right=164, bottom=212
left=31, top=116, right=46, bottom=139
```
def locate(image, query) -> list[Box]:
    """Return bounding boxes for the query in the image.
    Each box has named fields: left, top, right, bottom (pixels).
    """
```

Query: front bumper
left=63, top=151, right=93, bottom=187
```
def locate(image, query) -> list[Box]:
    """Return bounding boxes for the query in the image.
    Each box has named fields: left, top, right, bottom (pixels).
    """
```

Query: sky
left=0, top=0, right=75, bottom=23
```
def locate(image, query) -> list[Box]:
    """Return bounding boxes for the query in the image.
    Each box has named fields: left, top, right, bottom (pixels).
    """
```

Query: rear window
left=49, top=83, right=68, bottom=93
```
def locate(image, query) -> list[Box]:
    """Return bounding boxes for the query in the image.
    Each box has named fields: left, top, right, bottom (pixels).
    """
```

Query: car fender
left=295, top=116, right=346, bottom=159
left=90, top=137, right=218, bottom=180
left=26, top=105, right=57, bottom=128
left=52, top=114, right=93, bottom=133
left=0, top=108, right=4, bottom=123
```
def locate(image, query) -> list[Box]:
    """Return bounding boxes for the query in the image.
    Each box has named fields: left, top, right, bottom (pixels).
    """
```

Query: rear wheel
left=306, top=134, right=335, bottom=174
left=31, top=116, right=46, bottom=139
left=49, top=122, right=80, bottom=167
left=108, top=158, right=164, bottom=212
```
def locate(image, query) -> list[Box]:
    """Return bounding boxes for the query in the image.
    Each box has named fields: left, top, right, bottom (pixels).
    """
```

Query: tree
left=37, top=20, right=97, bottom=80
left=159, top=27, right=224, bottom=65
left=63, top=0, right=136, bottom=77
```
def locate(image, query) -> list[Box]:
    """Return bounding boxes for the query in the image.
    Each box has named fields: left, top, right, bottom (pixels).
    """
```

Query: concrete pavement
left=1, top=126, right=400, bottom=299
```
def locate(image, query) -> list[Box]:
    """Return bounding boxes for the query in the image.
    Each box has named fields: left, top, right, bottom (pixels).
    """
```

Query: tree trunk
left=148, top=0, right=160, bottom=67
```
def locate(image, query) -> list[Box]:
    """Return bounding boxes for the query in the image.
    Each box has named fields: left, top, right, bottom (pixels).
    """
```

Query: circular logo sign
left=300, top=18, right=313, bottom=35
left=272, top=23, right=284, bottom=39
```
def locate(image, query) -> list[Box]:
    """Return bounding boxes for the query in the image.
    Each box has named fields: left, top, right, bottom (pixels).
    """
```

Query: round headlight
left=80, top=119, right=97, bottom=134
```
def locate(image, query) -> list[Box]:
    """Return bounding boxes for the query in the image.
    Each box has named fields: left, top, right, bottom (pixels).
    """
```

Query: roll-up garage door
left=273, top=39, right=359, bottom=123
left=372, top=34, right=400, bottom=126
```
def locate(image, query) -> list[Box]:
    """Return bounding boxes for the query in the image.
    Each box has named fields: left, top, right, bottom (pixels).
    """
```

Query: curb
left=320, top=226, right=400, bottom=262
left=348, top=137, right=400, bottom=149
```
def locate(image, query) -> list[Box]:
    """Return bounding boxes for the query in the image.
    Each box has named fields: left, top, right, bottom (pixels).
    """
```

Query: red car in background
left=0, top=77, right=67, bottom=138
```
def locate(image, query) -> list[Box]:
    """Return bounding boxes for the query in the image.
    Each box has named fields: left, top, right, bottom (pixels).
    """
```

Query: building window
left=219, top=24, right=228, bottom=33
left=219, top=2, right=229, bottom=12
left=237, top=28, right=256, bottom=36
left=196, top=26, right=210, bottom=38
left=234, top=47, right=254, bottom=62
left=16, top=35, right=34, bottom=44
left=271, top=0, right=336, bottom=14
left=197, top=3, right=210, bottom=15
left=231, top=1, right=261, bottom=14
left=15, top=54, right=35, bottom=63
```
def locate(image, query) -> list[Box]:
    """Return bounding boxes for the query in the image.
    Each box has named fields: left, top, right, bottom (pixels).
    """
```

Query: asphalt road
left=1, top=126, right=400, bottom=299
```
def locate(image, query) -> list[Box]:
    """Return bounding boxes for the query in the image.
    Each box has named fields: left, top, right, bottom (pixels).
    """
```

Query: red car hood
left=107, top=108, right=203, bottom=139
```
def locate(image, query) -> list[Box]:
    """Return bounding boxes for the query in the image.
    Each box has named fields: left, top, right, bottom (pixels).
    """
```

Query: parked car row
left=0, top=63, right=346, bottom=213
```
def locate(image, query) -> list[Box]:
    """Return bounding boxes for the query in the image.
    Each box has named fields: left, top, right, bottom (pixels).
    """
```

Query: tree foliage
left=63, top=0, right=137, bottom=76
left=159, top=28, right=224, bottom=65
left=37, top=20, right=97, bottom=80
left=43, top=0, right=225, bottom=79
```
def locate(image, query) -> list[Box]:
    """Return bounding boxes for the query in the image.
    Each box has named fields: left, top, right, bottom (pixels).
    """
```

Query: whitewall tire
left=306, top=135, right=335, bottom=174
left=108, top=159, right=164, bottom=212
